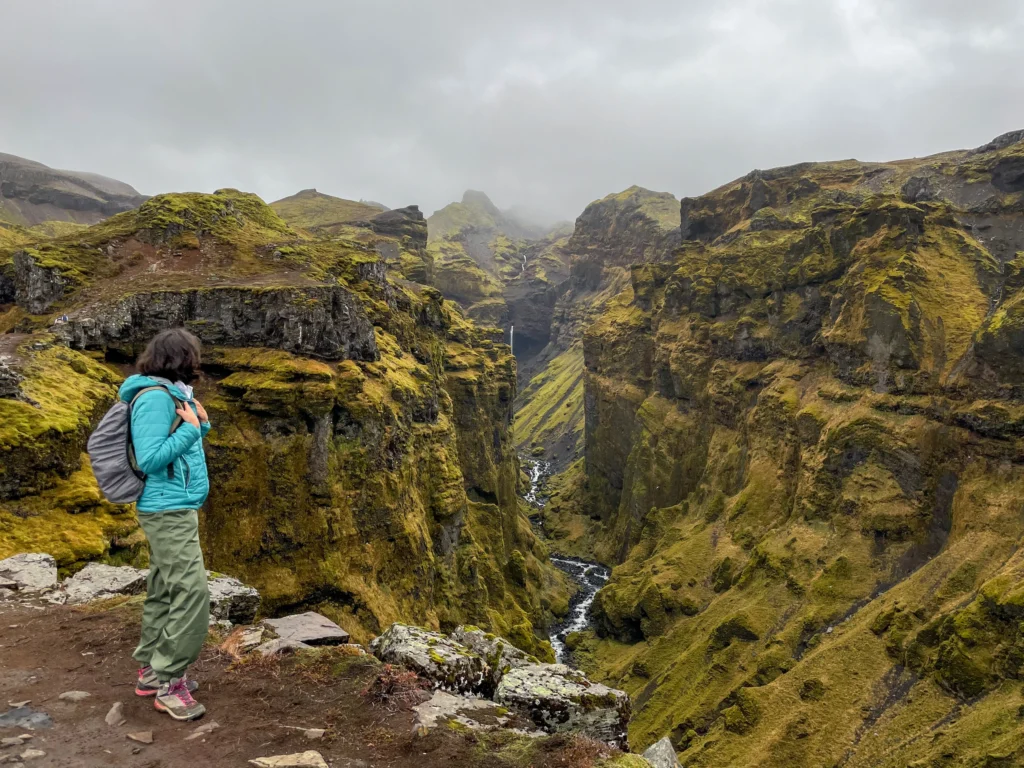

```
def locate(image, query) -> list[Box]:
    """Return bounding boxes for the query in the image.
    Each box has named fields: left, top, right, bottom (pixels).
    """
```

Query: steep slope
left=0, top=188, right=568, bottom=657
left=0, top=152, right=146, bottom=227
left=514, top=186, right=680, bottom=474
left=562, top=131, right=1024, bottom=765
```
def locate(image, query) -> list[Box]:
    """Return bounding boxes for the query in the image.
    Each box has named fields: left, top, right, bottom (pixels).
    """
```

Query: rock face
left=532, top=131, right=1024, bottom=766
left=262, top=612, right=349, bottom=646
left=494, top=663, right=631, bottom=749
left=13, top=250, right=67, bottom=314
left=207, top=575, right=261, bottom=625
left=60, top=563, right=146, bottom=604
left=0, top=553, right=57, bottom=593
left=54, top=286, right=379, bottom=361
left=0, top=152, right=146, bottom=227
left=371, top=624, right=490, bottom=695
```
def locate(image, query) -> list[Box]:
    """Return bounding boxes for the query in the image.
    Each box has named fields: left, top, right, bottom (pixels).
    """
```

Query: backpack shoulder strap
left=127, top=385, right=187, bottom=480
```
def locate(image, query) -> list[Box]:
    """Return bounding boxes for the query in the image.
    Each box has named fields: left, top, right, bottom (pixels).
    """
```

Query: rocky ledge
left=371, top=622, right=631, bottom=750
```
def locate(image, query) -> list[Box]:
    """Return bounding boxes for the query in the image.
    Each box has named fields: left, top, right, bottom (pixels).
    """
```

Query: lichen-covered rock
left=642, top=737, right=681, bottom=768
left=450, top=625, right=535, bottom=688
left=60, top=563, right=147, bottom=604
left=0, top=553, right=57, bottom=593
left=494, top=663, right=631, bottom=749
left=208, top=575, right=260, bottom=625
left=370, top=623, right=490, bottom=695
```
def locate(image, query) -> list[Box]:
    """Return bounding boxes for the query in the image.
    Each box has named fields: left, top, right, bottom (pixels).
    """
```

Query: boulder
left=60, top=563, right=147, bottom=604
left=262, top=612, right=349, bottom=646
left=208, top=575, right=260, bottom=625
left=0, top=554, right=57, bottom=594
left=643, top=737, right=681, bottom=768
left=450, top=625, right=534, bottom=688
left=371, top=623, right=490, bottom=695
left=494, top=663, right=631, bottom=749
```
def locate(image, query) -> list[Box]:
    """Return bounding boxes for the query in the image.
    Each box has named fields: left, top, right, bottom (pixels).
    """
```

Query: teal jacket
left=118, top=374, right=211, bottom=513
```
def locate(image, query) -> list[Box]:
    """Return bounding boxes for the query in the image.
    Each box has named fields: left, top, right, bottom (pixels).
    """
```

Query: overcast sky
left=1, top=0, right=1022, bottom=220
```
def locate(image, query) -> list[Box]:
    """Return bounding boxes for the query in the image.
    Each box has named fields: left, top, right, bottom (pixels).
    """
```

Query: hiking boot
left=154, top=677, right=206, bottom=721
left=136, top=666, right=199, bottom=697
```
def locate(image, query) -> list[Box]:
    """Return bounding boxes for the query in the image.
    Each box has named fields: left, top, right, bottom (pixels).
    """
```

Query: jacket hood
left=118, top=374, right=194, bottom=403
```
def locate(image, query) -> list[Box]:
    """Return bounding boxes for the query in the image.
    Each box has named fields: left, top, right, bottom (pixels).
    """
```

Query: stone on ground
left=303, top=728, right=325, bottom=740
left=60, top=563, right=147, bottom=604
left=0, top=706, right=52, bottom=730
left=0, top=554, right=57, bottom=593
left=127, top=731, right=154, bottom=744
left=371, top=623, right=490, bottom=695
left=248, top=751, right=329, bottom=768
left=19, top=749, right=45, bottom=760
left=262, top=612, right=349, bottom=646
left=208, top=575, right=260, bottom=625
left=104, top=701, right=125, bottom=726
left=494, top=663, right=631, bottom=749
left=643, top=736, right=681, bottom=768
left=185, top=721, right=221, bottom=741
left=57, top=691, right=91, bottom=702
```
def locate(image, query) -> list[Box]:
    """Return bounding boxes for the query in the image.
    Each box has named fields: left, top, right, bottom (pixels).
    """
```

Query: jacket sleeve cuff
left=200, top=421, right=212, bottom=437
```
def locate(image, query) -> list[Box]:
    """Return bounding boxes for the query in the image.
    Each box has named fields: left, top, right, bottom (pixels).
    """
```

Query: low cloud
left=1, top=0, right=1021, bottom=219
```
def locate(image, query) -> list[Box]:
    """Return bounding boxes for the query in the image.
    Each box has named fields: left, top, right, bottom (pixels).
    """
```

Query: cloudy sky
left=1, top=0, right=1022, bottom=220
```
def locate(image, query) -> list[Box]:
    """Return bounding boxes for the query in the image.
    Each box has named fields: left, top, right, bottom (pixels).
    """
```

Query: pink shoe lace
left=169, top=677, right=197, bottom=706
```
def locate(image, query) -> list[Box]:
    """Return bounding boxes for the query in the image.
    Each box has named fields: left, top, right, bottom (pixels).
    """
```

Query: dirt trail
left=0, top=602, right=512, bottom=768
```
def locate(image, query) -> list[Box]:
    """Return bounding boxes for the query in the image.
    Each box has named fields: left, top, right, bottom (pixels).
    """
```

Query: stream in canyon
left=521, top=457, right=609, bottom=664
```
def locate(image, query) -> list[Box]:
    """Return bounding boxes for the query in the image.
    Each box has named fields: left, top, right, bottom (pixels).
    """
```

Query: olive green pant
left=133, top=508, right=209, bottom=682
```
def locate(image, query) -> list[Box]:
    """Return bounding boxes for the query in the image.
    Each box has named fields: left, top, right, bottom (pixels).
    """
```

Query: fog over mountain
left=1, top=0, right=1022, bottom=218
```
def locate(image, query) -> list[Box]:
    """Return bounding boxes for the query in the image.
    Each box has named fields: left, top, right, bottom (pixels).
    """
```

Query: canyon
left=2, top=128, right=1024, bottom=767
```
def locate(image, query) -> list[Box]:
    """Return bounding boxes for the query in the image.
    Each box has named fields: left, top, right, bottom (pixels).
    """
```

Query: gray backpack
left=88, top=386, right=184, bottom=504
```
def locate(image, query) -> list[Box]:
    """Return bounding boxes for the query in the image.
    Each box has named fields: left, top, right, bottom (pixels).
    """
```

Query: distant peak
left=461, top=190, right=501, bottom=215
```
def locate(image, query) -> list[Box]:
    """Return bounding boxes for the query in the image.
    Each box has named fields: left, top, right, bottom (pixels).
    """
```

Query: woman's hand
left=193, top=400, right=209, bottom=424
left=176, top=404, right=201, bottom=429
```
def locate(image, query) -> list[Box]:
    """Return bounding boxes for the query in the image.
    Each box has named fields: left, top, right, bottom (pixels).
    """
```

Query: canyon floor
left=0, top=602, right=614, bottom=768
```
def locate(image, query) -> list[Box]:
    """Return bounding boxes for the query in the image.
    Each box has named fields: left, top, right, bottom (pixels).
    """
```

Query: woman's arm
left=131, top=391, right=202, bottom=474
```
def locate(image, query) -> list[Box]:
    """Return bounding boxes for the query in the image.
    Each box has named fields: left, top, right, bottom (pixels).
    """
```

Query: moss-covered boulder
left=494, top=663, right=631, bottom=749
left=371, top=623, right=490, bottom=695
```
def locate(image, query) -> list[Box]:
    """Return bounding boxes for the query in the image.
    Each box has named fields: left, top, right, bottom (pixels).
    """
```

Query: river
left=521, top=457, right=609, bottom=664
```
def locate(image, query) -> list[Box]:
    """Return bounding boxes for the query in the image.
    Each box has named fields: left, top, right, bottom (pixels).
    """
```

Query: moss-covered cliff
left=556, top=130, right=1024, bottom=765
left=0, top=188, right=568, bottom=657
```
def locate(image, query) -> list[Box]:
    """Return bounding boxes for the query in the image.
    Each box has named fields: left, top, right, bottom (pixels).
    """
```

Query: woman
left=118, top=328, right=210, bottom=721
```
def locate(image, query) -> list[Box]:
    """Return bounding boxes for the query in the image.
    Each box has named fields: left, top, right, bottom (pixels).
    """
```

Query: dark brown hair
left=136, top=328, right=202, bottom=383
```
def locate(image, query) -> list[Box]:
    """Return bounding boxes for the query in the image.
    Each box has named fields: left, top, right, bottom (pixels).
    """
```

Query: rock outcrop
left=371, top=623, right=631, bottom=748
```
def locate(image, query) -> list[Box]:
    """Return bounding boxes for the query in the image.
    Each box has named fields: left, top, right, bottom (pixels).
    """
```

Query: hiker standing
left=118, top=328, right=211, bottom=720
